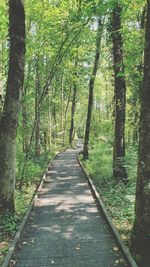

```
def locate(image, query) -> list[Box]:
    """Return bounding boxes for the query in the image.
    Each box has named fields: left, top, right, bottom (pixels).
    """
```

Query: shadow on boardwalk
left=10, top=147, right=129, bottom=267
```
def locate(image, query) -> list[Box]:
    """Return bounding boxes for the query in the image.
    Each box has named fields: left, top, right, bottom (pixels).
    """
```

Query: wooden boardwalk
left=11, top=147, right=129, bottom=267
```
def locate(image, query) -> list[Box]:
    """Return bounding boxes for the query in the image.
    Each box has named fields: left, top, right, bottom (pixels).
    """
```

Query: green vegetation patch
left=83, top=140, right=138, bottom=247
left=0, top=151, right=54, bottom=265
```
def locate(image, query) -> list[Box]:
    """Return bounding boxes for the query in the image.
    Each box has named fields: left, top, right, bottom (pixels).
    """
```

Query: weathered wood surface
left=10, top=145, right=128, bottom=267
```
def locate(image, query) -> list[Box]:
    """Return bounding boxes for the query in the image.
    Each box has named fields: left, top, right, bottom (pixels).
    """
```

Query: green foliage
left=0, top=213, right=18, bottom=264
left=0, top=150, right=54, bottom=264
left=16, top=142, right=54, bottom=186
left=0, top=214, right=18, bottom=238
left=0, top=0, right=8, bottom=114
left=0, top=0, right=147, bottom=261
left=84, top=140, right=138, bottom=245
left=85, top=141, right=113, bottom=179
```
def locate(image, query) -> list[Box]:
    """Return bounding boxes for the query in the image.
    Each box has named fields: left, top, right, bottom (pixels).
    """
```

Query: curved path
left=11, top=146, right=129, bottom=267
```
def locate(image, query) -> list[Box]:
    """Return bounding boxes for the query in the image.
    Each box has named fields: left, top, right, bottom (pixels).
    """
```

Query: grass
left=83, top=140, right=138, bottom=247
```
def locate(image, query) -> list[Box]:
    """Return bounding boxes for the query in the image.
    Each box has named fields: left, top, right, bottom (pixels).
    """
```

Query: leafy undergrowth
left=0, top=187, right=36, bottom=265
left=83, top=140, right=138, bottom=248
left=0, top=150, right=56, bottom=265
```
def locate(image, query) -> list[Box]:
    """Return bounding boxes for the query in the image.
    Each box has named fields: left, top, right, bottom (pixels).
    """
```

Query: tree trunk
left=51, top=86, right=57, bottom=141
left=132, top=109, right=139, bottom=144
left=20, top=64, right=34, bottom=187
left=59, top=74, right=64, bottom=144
left=47, top=92, right=52, bottom=149
left=69, top=82, right=77, bottom=146
left=83, top=18, right=102, bottom=160
left=0, top=0, right=25, bottom=213
left=35, top=59, right=41, bottom=158
left=22, top=85, right=29, bottom=154
left=22, top=65, right=31, bottom=154
left=132, top=6, right=146, bottom=145
left=63, top=88, right=71, bottom=146
left=131, top=2, right=150, bottom=265
left=111, top=2, right=128, bottom=182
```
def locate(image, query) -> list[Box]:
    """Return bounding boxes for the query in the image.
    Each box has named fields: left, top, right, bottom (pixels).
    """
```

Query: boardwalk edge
left=77, top=154, right=138, bottom=267
left=1, top=151, right=60, bottom=267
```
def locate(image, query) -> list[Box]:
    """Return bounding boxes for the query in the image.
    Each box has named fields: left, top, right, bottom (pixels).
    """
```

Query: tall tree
left=111, top=2, right=128, bottom=182
left=132, top=5, right=146, bottom=144
left=0, top=0, right=25, bottom=213
left=131, top=1, right=150, bottom=265
left=83, top=18, right=102, bottom=160
left=35, top=58, right=41, bottom=158
left=69, top=81, right=77, bottom=146
left=63, top=91, right=71, bottom=146
left=69, top=58, right=78, bottom=146
left=22, top=65, right=31, bottom=154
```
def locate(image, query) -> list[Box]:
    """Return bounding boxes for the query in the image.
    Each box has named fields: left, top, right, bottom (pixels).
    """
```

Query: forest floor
left=0, top=186, right=36, bottom=265
left=0, top=150, right=56, bottom=266
left=82, top=138, right=137, bottom=248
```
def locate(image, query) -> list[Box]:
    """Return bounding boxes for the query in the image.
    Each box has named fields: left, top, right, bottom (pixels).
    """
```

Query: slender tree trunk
left=69, top=82, right=77, bottom=146
left=22, top=65, right=31, bottom=154
left=51, top=86, right=57, bottom=141
left=63, top=88, right=71, bottom=146
left=61, top=74, right=64, bottom=134
left=53, top=101, right=57, bottom=140
left=132, top=6, right=146, bottom=145
left=132, top=110, right=139, bottom=144
left=22, top=85, right=29, bottom=154
left=0, top=0, right=25, bottom=213
left=35, top=59, right=41, bottom=158
left=47, top=91, right=52, bottom=149
left=83, top=18, right=102, bottom=160
left=131, top=2, right=150, bottom=265
left=111, top=3, right=128, bottom=182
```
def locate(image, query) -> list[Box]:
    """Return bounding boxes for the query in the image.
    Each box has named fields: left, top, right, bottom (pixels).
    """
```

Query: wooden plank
left=1, top=152, right=59, bottom=267
left=7, top=148, right=130, bottom=267
left=14, top=253, right=127, bottom=267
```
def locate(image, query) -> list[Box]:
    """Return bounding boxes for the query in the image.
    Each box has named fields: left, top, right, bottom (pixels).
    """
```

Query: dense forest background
left=0, top=0, right=149, bottom=266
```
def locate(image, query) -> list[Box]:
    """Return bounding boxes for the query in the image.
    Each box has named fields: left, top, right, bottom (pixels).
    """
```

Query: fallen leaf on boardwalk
left=10, top=260, right=16, bottom=266
left=113, top=246, right=119, bottom=251
left=75, top=244, right=80, bottom=250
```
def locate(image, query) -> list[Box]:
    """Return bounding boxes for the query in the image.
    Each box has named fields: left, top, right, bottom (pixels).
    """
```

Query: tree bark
left=22, top=85, right=29, bottom=154
left=132, top=5, right=146, bottom=145
left=63, top=88, right=71, bottom=146
left=69, top=82, right=77, bottom=146
left=22, top=64, right=31, bottom=154
left=61, top=74, right=64, bottom=134
left=51, top=86, right=57, bottom=141
left=111, top=2, right=128, bottom=182
left=83, top=18, right=102, bottom=160
left=131, top=2, right=150, bottom=265
left=47, top=92, right=52, bottom=149
left=35, top=59, right=41, bottom=158
left=0, top=0, right=25, bottom=213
